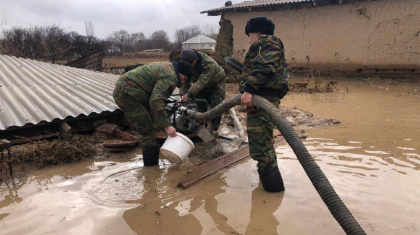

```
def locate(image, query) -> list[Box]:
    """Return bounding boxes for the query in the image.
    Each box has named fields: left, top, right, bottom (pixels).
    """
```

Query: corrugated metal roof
left=201, top=0, right=313, bottom=14
left=182, top=35, right=216, bottom=44
left=0, top=55, right=120, bottom=131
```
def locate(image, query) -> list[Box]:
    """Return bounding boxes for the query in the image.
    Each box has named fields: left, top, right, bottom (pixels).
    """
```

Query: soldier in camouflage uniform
left=240, top=17, right=290, bottom=192
left=179, top=49, right=226, bottom=132
left=113, top=61, right=193, bottom=166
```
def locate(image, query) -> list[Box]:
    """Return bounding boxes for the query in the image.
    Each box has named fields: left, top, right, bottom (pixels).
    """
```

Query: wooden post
left=59, top=122, right=72, bottom=139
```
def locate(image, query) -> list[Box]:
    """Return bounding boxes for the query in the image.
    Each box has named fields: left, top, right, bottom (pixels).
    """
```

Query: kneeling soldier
left=113, top=61, right=193, bottom=166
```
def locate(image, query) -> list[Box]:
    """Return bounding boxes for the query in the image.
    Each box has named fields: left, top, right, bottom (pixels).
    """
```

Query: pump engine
left=165, top=97, right=209, bottom=134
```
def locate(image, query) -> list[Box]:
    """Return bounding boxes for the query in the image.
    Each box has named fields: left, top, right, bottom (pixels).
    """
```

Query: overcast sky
left=1, top=0, right=229, bottom=41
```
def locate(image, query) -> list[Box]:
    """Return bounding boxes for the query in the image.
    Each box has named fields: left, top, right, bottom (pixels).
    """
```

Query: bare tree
left=201, top=23, right=218, bottom=39
left=0, top=25, right=72, bottom=63
left=85, top=21, right=94, bottom=38
left=43, top=25, right=72, bottom=63
left=128, top=32, right=147, bottom=51
left=150, top=30, right=170, bottom=49
left=85, top=21, right=96, bottom=53
left=186, top=25, right=201, bottom=37
left=136, top=32, right=147, bottom=50
left=0, top=26, right=43, bottom=59
left=0, top=24, right=105, bottom=62
left=108, top=29, right=128, bottom=54
left=174, top=28, right=190, bottom=49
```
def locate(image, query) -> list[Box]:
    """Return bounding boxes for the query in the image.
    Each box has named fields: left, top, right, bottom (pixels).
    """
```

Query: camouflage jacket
left=239, top=35, right=290, bottom=99
left=180, top=51, right=225, bottom=97
left=123, top=62, right=180, bottom=128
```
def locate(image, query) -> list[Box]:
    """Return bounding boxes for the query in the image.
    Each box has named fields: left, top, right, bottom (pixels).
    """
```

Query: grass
left=103, top=52, right=170, bottom=68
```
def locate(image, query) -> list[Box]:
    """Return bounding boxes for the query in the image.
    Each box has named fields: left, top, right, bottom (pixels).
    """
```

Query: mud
left=0, top=134, right=105, bottom=180
left=1, top=78, right=420, bottom=235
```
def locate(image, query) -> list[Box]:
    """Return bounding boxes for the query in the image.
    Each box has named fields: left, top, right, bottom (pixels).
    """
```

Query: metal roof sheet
left=182, top=35, right=216, bottom=44
left=0, top=55, right=120, bottom=131
left=201, top=0, right=313, bottom=14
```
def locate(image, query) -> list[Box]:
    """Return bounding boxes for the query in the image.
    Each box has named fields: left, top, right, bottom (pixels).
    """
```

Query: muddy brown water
left=1, top=79, right=419, bottom=235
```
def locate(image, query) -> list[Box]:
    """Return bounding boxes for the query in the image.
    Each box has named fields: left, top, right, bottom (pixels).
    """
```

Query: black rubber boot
left=142, top=146, right=160, bottom=166
left=258, top=167, right=285, bottom=192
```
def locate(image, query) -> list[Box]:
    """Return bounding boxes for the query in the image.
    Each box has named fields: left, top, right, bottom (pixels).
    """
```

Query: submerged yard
left=0, top=78, right=419, bottom=235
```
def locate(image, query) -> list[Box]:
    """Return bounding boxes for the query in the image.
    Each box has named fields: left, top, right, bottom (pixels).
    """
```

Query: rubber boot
left=142, top=146, right=160, bottom=166
left=258, top=167, right=285, bottom=192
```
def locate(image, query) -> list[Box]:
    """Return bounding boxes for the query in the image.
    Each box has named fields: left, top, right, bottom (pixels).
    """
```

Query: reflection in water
left=0, top=180, right=22, bottom=222
left=122, top=160, right=284, bottom=235
left=246, top=185, right=283, bottom=235
left=0, top=180, right=23, bottom=210
left=396, top=147, right=416, bottom=151
left=0, top=174, right=61, bottom=211
left=188, top=177, right=239, bottom=235
left=0, top=159, right=139, bottom=235
left=274, top=81, right=420, bottom=235
left=174, top=198, right=192, bottom=216
left=277, top=138, right=419, bottom=175
left=122, top=164, right=204, bottom=235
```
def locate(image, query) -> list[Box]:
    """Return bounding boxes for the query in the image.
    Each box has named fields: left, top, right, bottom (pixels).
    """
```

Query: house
left=202, top=0, right=420, bottom=74
left=182, top=35, right=217, bottom=50
left=107, top=45, right=121, bottom=54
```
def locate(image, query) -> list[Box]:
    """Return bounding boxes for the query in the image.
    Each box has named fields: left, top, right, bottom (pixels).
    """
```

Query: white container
left=160, top=132, right=195, bottom=164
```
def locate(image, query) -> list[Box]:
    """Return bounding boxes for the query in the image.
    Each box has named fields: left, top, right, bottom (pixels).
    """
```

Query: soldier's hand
left=181, top=94, right=188, bottom=101
left=241, top=92, right=254, bottom=107
left=164, top=126, right=177, bottom=137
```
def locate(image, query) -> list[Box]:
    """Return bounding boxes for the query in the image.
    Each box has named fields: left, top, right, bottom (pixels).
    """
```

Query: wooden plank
left=178, top=136, right=286, bottom=188
left=65, top=50, right=104, bottom=71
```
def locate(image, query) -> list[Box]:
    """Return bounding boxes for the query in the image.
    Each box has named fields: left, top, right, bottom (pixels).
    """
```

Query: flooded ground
left=0, top=78, right=419, bottom=235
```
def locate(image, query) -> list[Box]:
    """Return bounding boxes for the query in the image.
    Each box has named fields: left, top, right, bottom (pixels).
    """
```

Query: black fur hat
left=245, top=17, right=275, bottom=35
left=176, top=61, right=193, bottom=79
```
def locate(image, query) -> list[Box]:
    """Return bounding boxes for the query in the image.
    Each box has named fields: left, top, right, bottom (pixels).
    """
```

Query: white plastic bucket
left=160, top=132, right=195, bottom=164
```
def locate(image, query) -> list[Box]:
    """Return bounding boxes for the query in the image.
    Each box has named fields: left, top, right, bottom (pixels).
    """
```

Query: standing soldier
left=240, top=17, right=290, bottom=192
left=113, top=61, right=193, bottom=166
left=179, top=49, right=226, bottom=134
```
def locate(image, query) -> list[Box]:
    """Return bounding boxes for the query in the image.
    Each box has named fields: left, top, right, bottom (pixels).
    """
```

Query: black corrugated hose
left=187, top=94, right=366, bottom=235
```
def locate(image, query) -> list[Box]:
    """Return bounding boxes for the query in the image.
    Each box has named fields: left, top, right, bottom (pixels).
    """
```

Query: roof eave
left=201, top=0, right=315, bottom=16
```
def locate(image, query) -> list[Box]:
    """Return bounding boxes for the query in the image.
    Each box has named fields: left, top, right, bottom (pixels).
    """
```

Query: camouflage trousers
left=113, top=77, right=156, bottom=147
left=246, top=96, right=280, bottom=171
left=195, top=79, right=226, bottom=131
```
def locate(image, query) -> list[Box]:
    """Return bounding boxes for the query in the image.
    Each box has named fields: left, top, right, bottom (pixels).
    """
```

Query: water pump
left=165, top=97, right=225, bottom=157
